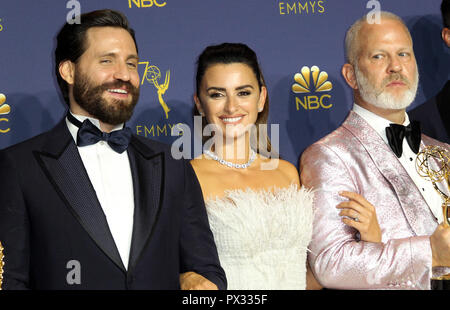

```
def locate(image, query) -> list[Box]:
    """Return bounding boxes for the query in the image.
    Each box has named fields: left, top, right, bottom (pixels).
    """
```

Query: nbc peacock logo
left=292, top=66, right=333, bottom=110
left=0, top=93, right=10, bottom=133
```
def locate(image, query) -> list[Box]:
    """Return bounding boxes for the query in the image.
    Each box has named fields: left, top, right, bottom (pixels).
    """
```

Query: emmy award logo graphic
left=0, top=241, right=4, bottom=290
left=140, top=61, right=170, bottom=119
left=0, top=93, right=11, bottom=133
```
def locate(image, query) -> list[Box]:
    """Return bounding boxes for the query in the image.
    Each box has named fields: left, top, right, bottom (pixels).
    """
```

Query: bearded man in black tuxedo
left=0, top=9, right=226, bottom=290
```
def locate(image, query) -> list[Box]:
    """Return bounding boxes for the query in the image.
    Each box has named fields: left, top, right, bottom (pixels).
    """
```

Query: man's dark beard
left=73, top=73, right=140, bottom=125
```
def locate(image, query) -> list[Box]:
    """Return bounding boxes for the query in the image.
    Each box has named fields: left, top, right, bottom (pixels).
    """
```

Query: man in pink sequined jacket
left=300, top=11, right=450, bottom=290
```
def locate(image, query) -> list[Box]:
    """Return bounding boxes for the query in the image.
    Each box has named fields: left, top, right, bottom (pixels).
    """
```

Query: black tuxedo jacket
left=409, top=80, right=450, bottom=144
left=0, top=119, right=226, bottom=290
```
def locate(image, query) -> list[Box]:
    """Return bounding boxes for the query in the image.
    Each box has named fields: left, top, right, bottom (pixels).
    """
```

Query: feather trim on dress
left=206, top=184, right=314, bottom=290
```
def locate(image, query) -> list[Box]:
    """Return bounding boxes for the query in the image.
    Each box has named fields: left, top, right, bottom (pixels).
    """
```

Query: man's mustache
left=381, top=73, right=410, bottom=88
left=99, top=81, right=138, bottom=93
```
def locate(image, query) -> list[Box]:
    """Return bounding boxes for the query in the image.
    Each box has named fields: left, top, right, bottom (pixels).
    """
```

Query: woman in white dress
left=189, top=43, right=321, bottom=290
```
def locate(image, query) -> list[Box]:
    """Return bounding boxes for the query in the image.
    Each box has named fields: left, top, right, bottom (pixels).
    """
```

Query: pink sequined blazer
left=300, top=111, right=450, bottom=290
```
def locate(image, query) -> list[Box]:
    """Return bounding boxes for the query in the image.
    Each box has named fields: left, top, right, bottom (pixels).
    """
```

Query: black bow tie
left=385, top=121, right=421, bottom=158
left=67, top=113, right=132, bottom=154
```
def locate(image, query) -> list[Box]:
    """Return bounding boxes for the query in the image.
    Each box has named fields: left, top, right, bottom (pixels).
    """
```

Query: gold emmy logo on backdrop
left=0, top=93, right=11, bottom=133
left=416, top=145, right=450, bottom=280
left=139, top=62, right=170, bottom=119
left=0, top=241, right=5, bottom=290
left=292, top=66, right=333, bottom=110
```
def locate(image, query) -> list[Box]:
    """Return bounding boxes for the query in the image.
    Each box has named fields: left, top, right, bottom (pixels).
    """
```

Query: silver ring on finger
left=354, top=216, right=359, bottom=222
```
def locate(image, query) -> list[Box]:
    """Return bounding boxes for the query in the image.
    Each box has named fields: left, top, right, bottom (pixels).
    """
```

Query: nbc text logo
left=292, top=66, right=332, bottom=110
left=0, top=93, right=11, bottom=133
left=128, top=0, right=167, bottom=8
left=139, top=61, right=171, bottom=119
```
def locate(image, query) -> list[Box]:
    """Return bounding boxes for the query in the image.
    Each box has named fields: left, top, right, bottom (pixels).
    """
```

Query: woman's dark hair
left=54, top=9, right=138, bottom=106
left=195, top=43, right=272, bottom=155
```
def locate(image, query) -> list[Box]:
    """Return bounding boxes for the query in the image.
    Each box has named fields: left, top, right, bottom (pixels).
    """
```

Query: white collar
left=352, top=103, right=410, bottom=145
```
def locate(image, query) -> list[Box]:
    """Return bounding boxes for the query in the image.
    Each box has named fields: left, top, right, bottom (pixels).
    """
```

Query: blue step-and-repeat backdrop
left=0, top=0, right=448, bottom=166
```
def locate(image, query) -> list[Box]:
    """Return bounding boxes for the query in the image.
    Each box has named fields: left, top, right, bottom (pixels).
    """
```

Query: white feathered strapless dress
left=205, top=184, right=314, bottom=290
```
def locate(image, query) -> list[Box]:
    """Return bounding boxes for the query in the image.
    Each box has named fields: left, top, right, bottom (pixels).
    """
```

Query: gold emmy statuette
left=416, top=145, right=450, bottom=226
left=0, top=241, right=4, bottom=290
left=416, top=145, right=450, bottom=280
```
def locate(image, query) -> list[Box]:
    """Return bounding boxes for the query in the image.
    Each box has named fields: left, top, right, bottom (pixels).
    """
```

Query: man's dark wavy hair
left=54, top=9, right=138, bottom=106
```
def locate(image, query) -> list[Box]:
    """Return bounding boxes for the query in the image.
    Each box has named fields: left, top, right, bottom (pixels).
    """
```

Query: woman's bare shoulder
left=190, top=155, right=209, bottom=170
left=278, top=159, right=300, bottom=180
left=257, top=157, right=300, bottom=186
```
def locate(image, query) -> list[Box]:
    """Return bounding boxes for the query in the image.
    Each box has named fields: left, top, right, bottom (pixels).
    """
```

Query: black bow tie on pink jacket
left=385, top=121, right=421, bottom=158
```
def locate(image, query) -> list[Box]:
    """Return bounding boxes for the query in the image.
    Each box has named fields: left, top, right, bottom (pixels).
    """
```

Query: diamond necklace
left=203, top=148, right=257, bottom=169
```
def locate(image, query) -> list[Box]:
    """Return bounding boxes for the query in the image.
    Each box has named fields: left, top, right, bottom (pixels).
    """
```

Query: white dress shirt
left=353, top=104, right=444, bottom=224
left=66, top=112, right=135, bottom=269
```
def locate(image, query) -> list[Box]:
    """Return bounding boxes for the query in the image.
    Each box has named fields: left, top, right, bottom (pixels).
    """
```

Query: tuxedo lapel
left=343, top=112, right=432, bottom=236
left=34, top=119, right=125, bottom=271
left=127, top=136, right=164, bottom=272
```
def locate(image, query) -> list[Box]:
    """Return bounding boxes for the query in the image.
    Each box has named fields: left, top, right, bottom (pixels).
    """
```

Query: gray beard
left=354, top=65, right=419, bottom=110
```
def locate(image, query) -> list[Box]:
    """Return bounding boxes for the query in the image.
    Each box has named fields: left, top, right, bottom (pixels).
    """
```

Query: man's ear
left=59, top=60, right=75, bottom=85
left=442, top=27, right=450, bottom=48
left=342, top=63, right=358, bottom=90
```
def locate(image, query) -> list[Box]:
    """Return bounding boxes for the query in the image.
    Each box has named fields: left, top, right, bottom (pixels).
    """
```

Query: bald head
left=345, top=11, right=413, bottom=65
left=340, top=11, right=419, bottom=120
